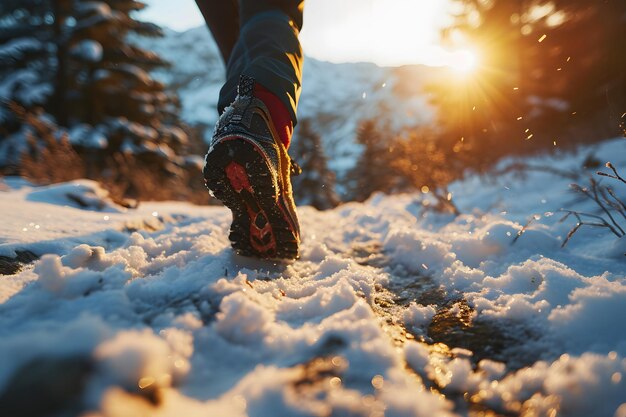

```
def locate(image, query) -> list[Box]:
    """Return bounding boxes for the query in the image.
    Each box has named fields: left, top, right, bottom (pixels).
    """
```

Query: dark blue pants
left=195, top=0, right=304, bottom=125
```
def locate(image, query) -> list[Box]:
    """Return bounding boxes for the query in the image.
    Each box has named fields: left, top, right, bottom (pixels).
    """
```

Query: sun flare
left=300, top=0, right=452, bottom=67
left=447, top=49, right=479, bottom=74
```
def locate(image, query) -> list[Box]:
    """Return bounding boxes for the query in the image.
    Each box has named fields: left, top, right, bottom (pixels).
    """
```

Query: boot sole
left=204, top=137, right=299, bottom=259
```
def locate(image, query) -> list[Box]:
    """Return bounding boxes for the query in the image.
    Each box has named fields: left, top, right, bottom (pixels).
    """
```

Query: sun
left=447, top=49, right=479, bottom=74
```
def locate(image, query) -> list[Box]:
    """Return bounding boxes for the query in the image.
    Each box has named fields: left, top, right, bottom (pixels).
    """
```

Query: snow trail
left=1, top=138, right=625, bottom=416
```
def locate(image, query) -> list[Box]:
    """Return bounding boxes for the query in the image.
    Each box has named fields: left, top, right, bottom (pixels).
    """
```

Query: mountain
left=138, top=26, right=436, bottom=176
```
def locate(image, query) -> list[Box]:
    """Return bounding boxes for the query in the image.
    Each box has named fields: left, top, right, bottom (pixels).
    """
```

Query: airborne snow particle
left=371, top=375, right=384, bottom=389
left=138, top=376, right=155, bottom=389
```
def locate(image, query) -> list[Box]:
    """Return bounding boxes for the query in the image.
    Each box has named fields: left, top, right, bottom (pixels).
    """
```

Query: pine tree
left=0, top=0, right=194, bottom=201
left=0, top=0, right=55, bottom=135
left=346, top=120, right=403, bottom=202
left=0, top=0, right=61, bottom=167
left=290, top=120, right=340, bottom=210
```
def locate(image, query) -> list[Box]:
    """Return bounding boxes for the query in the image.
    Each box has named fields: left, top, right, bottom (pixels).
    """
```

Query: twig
left=511, top=217, right=534, bottom=245
left=597, top=186, right=626, bottom=222
left=597, top=162, right=626, bottom=185
left=561, top=161, right=625, bottom=248
left=589, top=179, right=625, bottom=235
left=562, top=220, right=582, bottom=248
left=606, top=187, right=626, bottom=220
left=559, top=210, right=624, bottom=247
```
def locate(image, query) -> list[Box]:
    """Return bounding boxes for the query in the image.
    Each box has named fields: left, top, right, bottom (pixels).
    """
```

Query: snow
left=75, top=1, right=112, bottom=18
left=0, top=38, right=43, bottom=63
left=26, top=180, right=124, bottom=213
left=69, top=124, right=109, bottom=149
left=402, top=302, right=436, bottom=331
left=0, top=69, right=53, bottom=106
left=1, top=138, right=626, bottom=416
left=115, top=64, right=152, bottom=86
left=71, top=39, right=103, bottom=63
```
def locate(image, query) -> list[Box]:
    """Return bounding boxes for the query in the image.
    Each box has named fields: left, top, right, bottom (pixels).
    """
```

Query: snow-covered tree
left=290, top=120, right=339, bottom=210
left=62, top=0, right=187, bottom=161
left=0, top=0, right=194, bottom=201
left=0, top=0, right=55, bottom=134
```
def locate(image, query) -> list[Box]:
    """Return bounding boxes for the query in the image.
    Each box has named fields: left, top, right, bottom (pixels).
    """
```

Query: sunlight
left=447, top=49, right=479, bottom=74
left=300, top=0, right=452, bottom=66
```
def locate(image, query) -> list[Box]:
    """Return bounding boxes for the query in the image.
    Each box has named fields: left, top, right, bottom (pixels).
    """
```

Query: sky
left=140, top=0, right=456, bottom=67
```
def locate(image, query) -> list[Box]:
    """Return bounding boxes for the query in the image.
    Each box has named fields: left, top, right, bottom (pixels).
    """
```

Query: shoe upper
left=207, top=75, right=301, bottom=239
left=211, top=75, right=280, bottom=169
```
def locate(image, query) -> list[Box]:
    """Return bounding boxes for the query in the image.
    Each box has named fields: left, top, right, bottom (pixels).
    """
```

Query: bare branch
left=597, top=162, right=626, bottom=185
left=511, top=217, right=534, bottom=245
left=562, top=222, right=582, bottom=247
left=559, top=211, right=573, bottom=223
left=588, top=178, right=625, bottom=235
left=559, top=209, right=624, bottom=240
left=606, top=188, right=626, bottom=220
left=561, top=162, right=626, bottom=248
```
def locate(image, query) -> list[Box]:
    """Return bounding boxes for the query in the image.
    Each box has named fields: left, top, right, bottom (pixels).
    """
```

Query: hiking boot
left=204, top=75, right=301, bottom=259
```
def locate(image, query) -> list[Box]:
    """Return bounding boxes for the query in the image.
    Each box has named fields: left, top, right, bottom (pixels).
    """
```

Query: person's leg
left=218, top=0, right=304, bottom=128
left=202, top=0, right=305, bottom=260
left=194, top=0, right=239, bottom=64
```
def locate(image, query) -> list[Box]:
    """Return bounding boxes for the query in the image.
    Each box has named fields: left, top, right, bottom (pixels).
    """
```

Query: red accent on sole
left=225, top=161, right=277, bottom=255
left=224, top=162, right=252, bottom=193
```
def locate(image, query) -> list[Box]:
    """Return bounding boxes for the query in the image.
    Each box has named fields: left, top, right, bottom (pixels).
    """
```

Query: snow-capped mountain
left=138, top=26, right=436, bottom=174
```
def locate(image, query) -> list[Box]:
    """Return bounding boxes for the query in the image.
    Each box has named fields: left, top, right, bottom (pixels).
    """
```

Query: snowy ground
left=1, top=138, right=625, bottom=417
